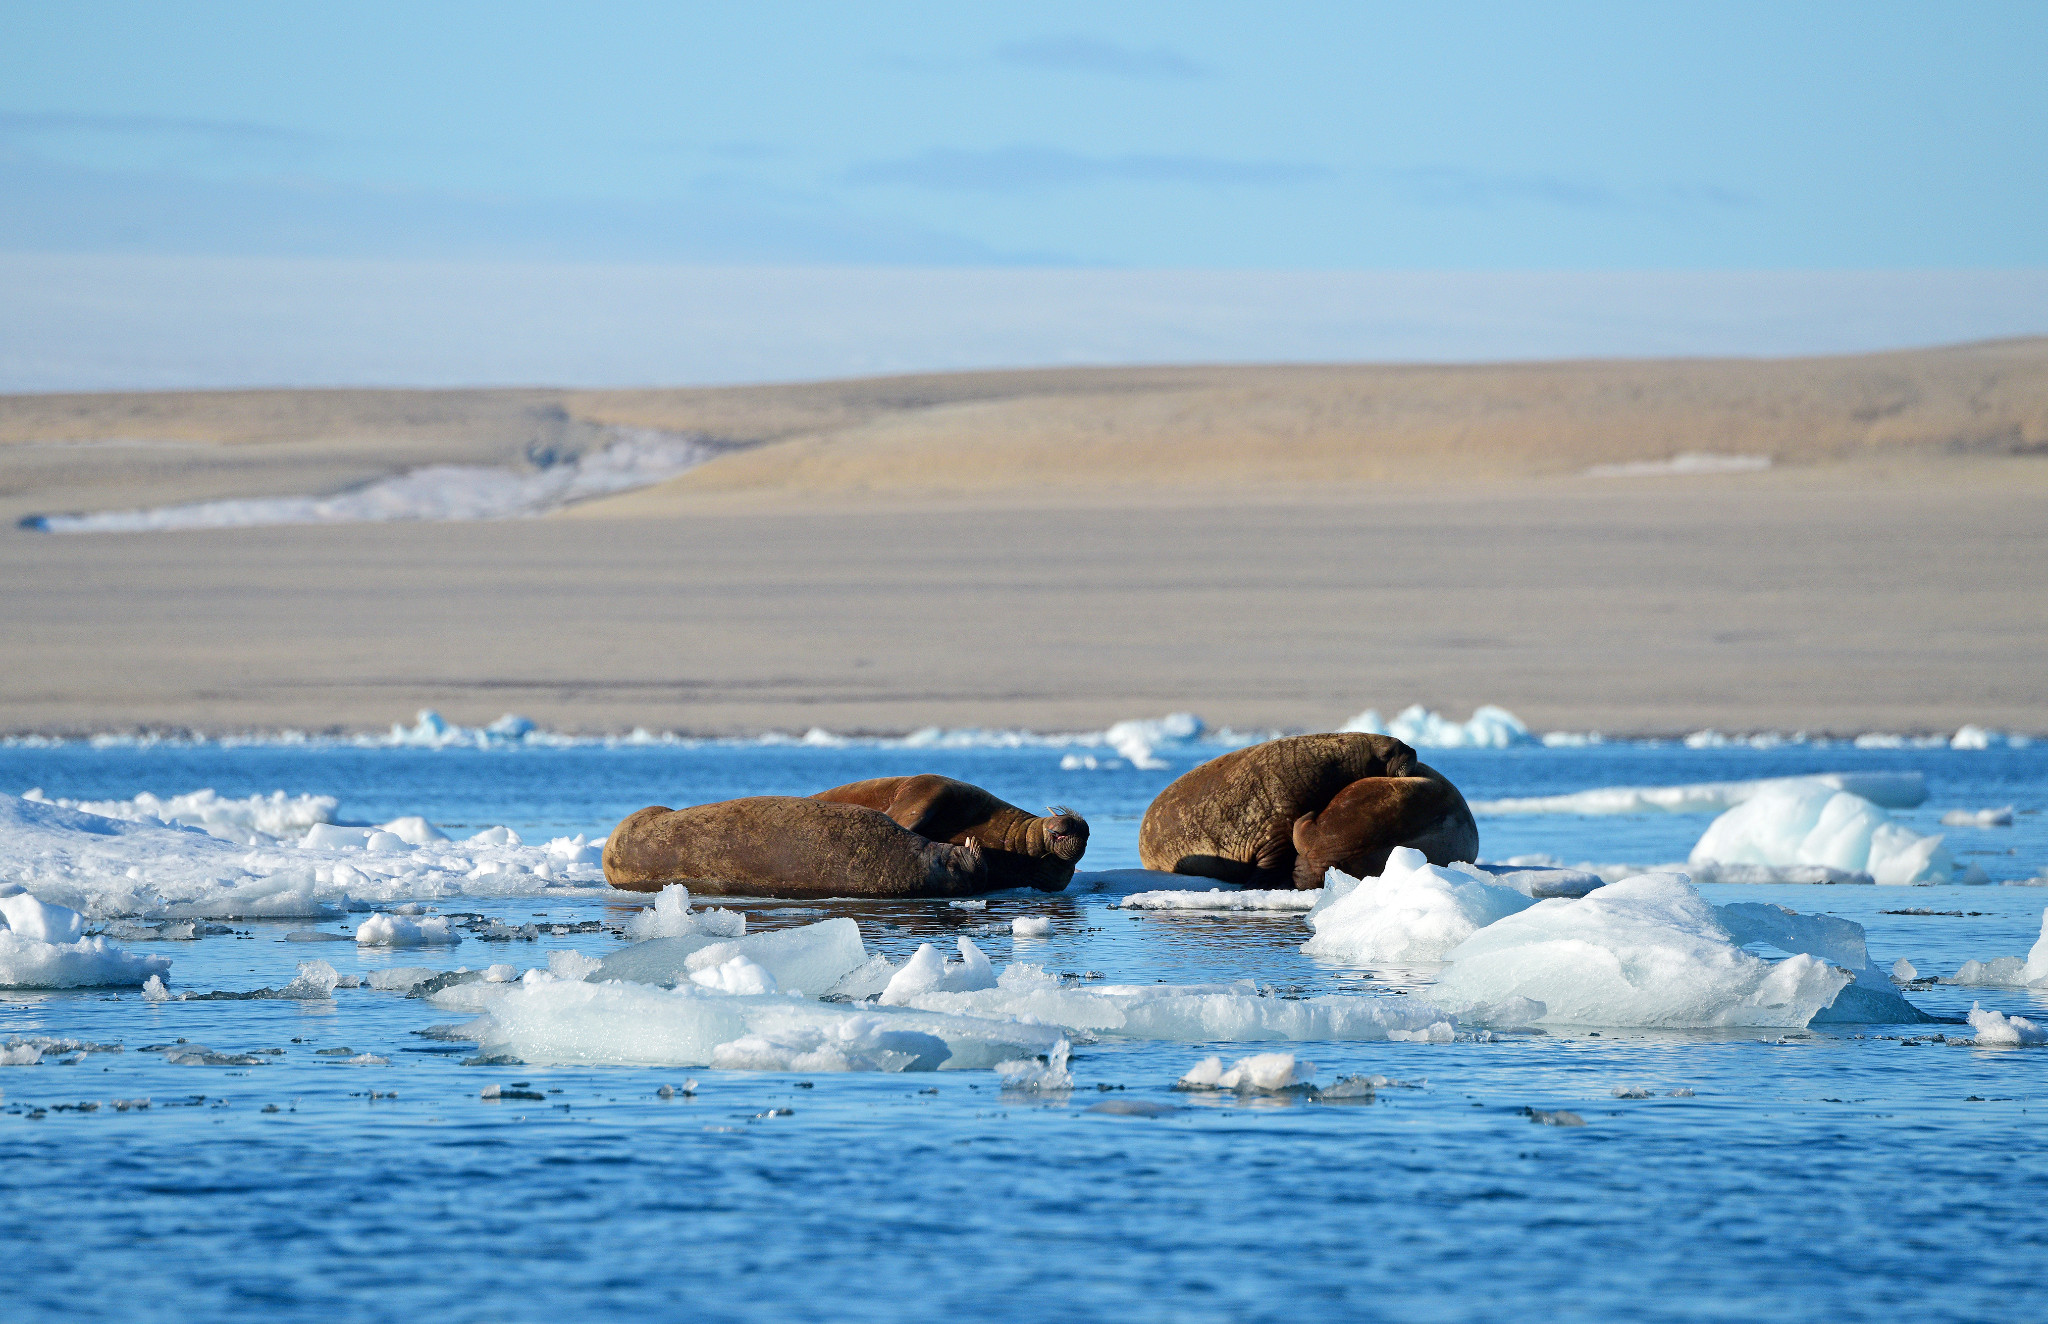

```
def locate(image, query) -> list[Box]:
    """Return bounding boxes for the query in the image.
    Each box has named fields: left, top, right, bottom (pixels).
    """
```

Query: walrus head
left=1042, top=806, right=1090, bottom=863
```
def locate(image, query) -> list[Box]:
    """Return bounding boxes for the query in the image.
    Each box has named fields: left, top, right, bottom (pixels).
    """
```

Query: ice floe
left=1010, top=915, right=1052, bottom=937
left=994, top=1039, right=1073, bottom=1091
left=21, top=787, right=338, bottom=844
left=29, top=429, right=722, bottom=533
left=1429, top=874, right=1855, bottom=1028
left=1341, top=704, right=1534, bottom=749
left=470, top=976, right=1064, bottom=1071
left=1584, top=452, right=1772, bottom=478
left=0, top=791, right=607, bottom=918
left=622, top=885, right=745, bottom=940
left=1472, top=772, right=1927, bottom=816
left=1120, top=888, right=1320, bottom=912
left=0, top=884, right=169, bottom=987
left=1941, top=806, right=2015, bottom=828
left=1689, top=780, right=1955, bottom=884
left=1301, top=848, right=1534, bottom=965
left=355, top=914, right=458, bottom=946
left=591, top=918, right=870, bottom=996
left=879, top=937, right=998, bottom=1004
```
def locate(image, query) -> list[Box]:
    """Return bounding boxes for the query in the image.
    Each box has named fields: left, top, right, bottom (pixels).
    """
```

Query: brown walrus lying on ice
left=602, top=796, right=989, bottom=898
left=811, top=774, right=1087, bottom=892
left=1138, top=732, right=1478, bottom=889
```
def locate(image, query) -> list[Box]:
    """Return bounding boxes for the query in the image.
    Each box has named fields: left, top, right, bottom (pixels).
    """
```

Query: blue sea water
left=2, top=740, right=2044, bottom=1323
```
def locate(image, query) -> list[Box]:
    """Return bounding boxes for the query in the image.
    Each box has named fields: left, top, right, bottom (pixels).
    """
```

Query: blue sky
left=4, top=1, right=2044, bottom=269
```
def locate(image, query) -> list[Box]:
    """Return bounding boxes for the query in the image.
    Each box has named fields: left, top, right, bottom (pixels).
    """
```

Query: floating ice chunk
left=822, top=954, right=898, bottom=1001
left=1303, top=848, right=1534, bottom=965
left=1950, top=725, right=2031, bottom=750
left=363, top=831, right=409, bottom=854
left=1967, top=1003, right=2047, bottom=1045
left=1943, top=909, right=2048, bottom=988
left=355, top=914, right=458, bottom=946
left=947, top=899, right=986, bottom=911
left=594, top=918, right=867, bottom=995
left=1689, top=782, right=1954, bottom=885
left=994, top=1038, right=1073, bottom=1091
left=546, top=950, right=604, bottom=982
left=1011, top=915, right=1052, bottom=937
left=280, top=959, right=341, bottom=1000
left=482, top=963, right=519, bottom=983
left=466, top=826, right=522, bottom=847
left=141, top=973, right=171, bottom=1001
left=1472, top=772, right=1927, bottom=816
left=0, top=929, right=172, bottom=988
left=1941, top=807, right=2015, bottom=828
left=1430, top=874, right=1852, bottom=1028
left=1715, top=901, right=1933, bottom=1023
left=1341, top=704, right=1533, bottom=749
left=1892, top=958, right=1919, bottom=982
left=879, top=938, right=997, bottom=1004
left=472, top=977, right=1061, bottom=1070
left=1178, top=1052, right=1315, bottom=1092
left=894, top=962, right=1464, bottom=1043
left=367, top=967, right=440, bottom=992
left=380, top=815, right=448, bottom=845
left=690, top=955, right=779, bottom=995
left=545, top=834, right=603, bottom=865
left=0, top=887, right=87, bottom=943
left=1120, top=889, right=1319, bottom=912
left=621, top=884, right=746, bottom=941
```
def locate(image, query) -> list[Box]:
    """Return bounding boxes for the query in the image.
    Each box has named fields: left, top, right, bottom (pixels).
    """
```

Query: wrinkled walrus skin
left=602, top=796, right=989, bottom=899
left=811, top=774, right=1087, bottom=892
left=1138, top=733, right=1479, bottom=888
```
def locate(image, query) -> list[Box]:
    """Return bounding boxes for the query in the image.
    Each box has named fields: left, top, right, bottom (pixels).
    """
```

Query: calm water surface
left=3, top=742, right=2044, bottom=1322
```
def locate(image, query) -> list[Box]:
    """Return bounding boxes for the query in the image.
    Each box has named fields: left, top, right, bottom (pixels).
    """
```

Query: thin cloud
left=994, top=35, right=1211, bottom=80
left=848, top=146, right=1325, bottom=191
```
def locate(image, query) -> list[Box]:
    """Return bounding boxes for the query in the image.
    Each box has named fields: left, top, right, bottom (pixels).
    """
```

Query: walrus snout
left=1043, top=807, right=1090, bottom=863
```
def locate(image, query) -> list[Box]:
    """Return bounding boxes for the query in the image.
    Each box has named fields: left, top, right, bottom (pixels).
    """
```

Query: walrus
left=1138, top=732, right=1478, bottom=889
left=810, top=774, right=1087, bottom=892
left=602, top=796, right=989, bottom=899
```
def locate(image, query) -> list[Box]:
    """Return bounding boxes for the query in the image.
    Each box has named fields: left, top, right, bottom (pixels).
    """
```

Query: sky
left=5, top=1, right=2045, bottom=270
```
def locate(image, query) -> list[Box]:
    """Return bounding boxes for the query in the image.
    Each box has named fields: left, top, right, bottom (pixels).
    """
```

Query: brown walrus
left=602, top=796, right=989, bottom=899
left=811, top=774, right=1087, bottom=892
left=1138, top=732, right=1478, bottom=889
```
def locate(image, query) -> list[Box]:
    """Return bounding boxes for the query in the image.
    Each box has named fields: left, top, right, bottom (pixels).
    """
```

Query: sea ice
left=1428, top=874, right=1852, bottom=1028
left=1101, top=712, right=1207, bottom=769
left=1342, top=704, right=1533, bottom=749
left=471, top=977, right=1064, bottom=1071
left=1120, top=888, right=1319, bottom=912
left=1177, top=1052, right=1316, bottom=1092
left=1714, top=901, right=1932, bottom=1023
left=1011, top=915, right=1052, bottom=937
left=1471, top=772, right=1926, bottom=816
left=879, top=937, right=997, bottom=1004
left=0, top=791, right=607, bottom=918
left=0, top=929, right=171, bottom=988
left=1966, top=1003, right=2047, bottom=1046
left=1892, top=958, right=1919, bottom=982
left=889, top=962, right=1467, bottom=1042
left=21, top=787, right=339, bottom=844
left=0, top=884, right=87, bottom=942
left=1459, top=863, right=1607, bottom=899
left=1301, top=848, right=1534, bottom=964
left=1689, top=781, right=1955, bottom=884
left=593, top=918, right=868, bottom=995
left=545, top=950, right=604, bottom=981
left=355, top=914, right=458, bottom=946
left=368, top=967, right=440, bottom=992
left=1583, top=452, right=1771, bottom=478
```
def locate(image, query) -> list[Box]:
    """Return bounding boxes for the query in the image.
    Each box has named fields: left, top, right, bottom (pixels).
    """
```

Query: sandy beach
left=4, top=340, right=2044, bottom=738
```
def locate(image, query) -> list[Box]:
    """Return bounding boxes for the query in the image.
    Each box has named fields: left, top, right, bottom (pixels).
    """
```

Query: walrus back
left=603, top=796, right=990, bottom=899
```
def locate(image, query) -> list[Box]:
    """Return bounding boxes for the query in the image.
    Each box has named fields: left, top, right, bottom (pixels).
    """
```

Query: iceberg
left=1689, top=781, right=1954, bottom=884
left=1472, top=772, right=1926, bottom=816
left=1301, top=848, right=1534, bottom=965
left=1341, top=704, right=1534, bottom=749
left=470, top=976, right=1064, bottom=1071
left=1429, top=874, right=1853, bottom=1028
